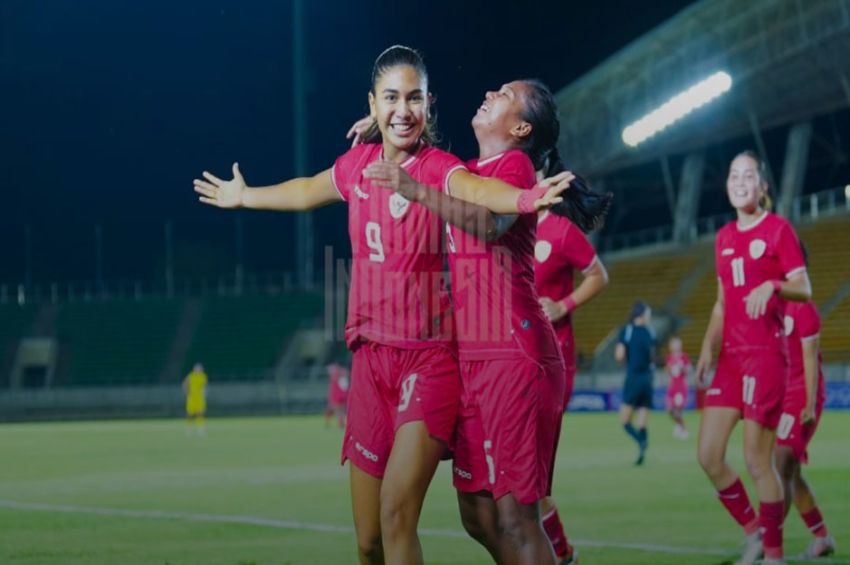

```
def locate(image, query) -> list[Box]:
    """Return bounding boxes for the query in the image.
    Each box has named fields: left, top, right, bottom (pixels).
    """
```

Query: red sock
left=542, top=508, right=570, bottom=559
left=801, top=507, right=828, bottom=537
left=760, top=501, right=784, bottom=559
left=716, top=479, right=759, bottom=534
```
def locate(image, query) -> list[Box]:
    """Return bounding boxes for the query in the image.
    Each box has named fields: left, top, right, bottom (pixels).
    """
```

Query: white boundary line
left=2, top=499, right=847, bottom=563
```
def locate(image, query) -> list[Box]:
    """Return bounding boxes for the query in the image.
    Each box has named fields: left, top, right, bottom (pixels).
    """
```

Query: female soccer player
left=665, top=336, right=691, bottom=439
left=534, top=169, right=609, bottom=564
left=776, top=297, right=836, bottom=558
left=194, top=45, right=565, bottom=565
left=695, top=150, right=811, bottom=565
left=183, top=362, right=208, bottom=436
left=366, top=79, right=610, bottom=565
left=615, top=301, right=656, bottom=466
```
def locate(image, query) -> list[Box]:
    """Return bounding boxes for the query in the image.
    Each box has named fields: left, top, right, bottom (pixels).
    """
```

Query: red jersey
left=784, top=301, right=825, bottom=403
left=534, top=212, right=598, bottom=364
left=447, top=150, right=560, bottom=363
left=715, top=212, right=806, bottom=352
left=332, top=143, right=466, bottom=349
left=666, top=352, right=691, bottom=386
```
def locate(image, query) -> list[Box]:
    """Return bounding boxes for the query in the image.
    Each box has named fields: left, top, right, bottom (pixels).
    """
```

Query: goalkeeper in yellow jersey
left=183, top=362, right=208, bottom=435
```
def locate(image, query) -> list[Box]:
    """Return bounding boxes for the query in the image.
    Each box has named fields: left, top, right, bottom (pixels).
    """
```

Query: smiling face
left=368, top=64, right=428, bottom=161
left=471, top=80, right=531, bottom=145
left=726, top=154, right=766, bottom=214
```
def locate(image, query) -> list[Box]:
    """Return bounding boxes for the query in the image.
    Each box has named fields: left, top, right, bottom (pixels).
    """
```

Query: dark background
left=1, top=0, right=736, bottom=285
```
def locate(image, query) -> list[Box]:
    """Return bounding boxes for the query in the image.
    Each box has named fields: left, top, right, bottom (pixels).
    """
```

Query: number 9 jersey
left=332, top=143, right=467, bottom=349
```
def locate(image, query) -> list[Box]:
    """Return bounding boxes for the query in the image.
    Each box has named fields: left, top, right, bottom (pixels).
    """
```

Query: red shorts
left=704, top=349, right=787, bottom=429
left=452, top=357, right=565, bottom=505
left=665, top=383, right=688, bottom=410
left=776, top=386, right=824, bottom=464
left=341, top=342, right=460, bottom=478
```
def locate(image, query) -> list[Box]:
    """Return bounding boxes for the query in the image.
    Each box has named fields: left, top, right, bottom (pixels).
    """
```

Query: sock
left=801, top=507, right=828, bottom=538
left=760, top=501, right=784, bottom=559
left=638, top=427, right=648, bottom=448
left=623, top=423, right=641, bottom=444
left=716, top=479, right=759, bottom=535
left=542, top=508, right=570, bottom=559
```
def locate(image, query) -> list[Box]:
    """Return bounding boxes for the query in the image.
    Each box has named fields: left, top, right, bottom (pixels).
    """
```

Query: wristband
left=517, top=184, right=549, bottom=214
left=770, top=280, right=781, bottom=294
left=562, top=296, right=577, bottom=313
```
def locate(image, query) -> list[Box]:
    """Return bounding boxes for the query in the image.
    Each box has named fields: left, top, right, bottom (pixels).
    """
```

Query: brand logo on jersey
left=353, top=184, right=369, bottom=200
left=534, top=240, right=553, bottom=262
left=749, top=239, right=766, bottom=260
left=453, top=466, right=472, bottom=480
left=721, top=248, right=735, bottom=256
left=706, top=388, right=721, bottom=396
left=355, top=441, right=379, bottom=462
left=784, top=315, right=794, bottom=337
left=389, top=193, right=410, bottom=219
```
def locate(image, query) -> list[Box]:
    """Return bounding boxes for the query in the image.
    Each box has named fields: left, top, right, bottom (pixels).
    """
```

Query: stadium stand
left=180, top=293, right=324, bottom=381
left=0, top=304, right=38, bottom=387
left=55, top=299, right=183, bottom=386
left=572, top=250, right=701, bottom=365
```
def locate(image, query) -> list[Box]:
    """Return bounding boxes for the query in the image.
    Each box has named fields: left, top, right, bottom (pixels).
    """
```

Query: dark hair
left=733, top=150, right=772, bottom=211
left=630, top=300, right=649, bottom=322
left=360, top=45, right=439, bottom=145
left=517, top=79, right=612, bottom=233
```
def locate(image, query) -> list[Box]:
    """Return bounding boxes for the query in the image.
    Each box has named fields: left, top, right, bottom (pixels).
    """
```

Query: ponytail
left=547, top=148, right=613, bottom=233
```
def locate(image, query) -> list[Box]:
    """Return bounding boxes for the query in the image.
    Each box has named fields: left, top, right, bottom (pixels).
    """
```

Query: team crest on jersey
left=784, top=315, right=794, bottom=336
left=534, top=240, right=552, bottom=262
left=749, top=239, right=766, bottom=259
left=389, top=193, right=410, bottom=219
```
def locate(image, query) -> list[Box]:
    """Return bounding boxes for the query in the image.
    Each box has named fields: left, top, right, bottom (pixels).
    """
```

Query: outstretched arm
left=194, top=163, right=342, bottom=211
left=447, top=169, right=572, bottom=214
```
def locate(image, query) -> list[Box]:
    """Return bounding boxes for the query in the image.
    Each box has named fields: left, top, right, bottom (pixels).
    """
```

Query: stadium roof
left=556, top=0, right=850, bottom=176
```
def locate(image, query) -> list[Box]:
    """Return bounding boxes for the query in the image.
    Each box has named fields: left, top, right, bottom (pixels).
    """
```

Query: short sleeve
left=421, top=148, right=468, bottom=194
left=797, top=302, right=821, bottom=341
left=332, top=144, right=375, bottom=202
left=561, top=223, right=598, bottom=272
left=493, top=150, right=536, bottom=190
left=776, top=221, right=806, bottom=279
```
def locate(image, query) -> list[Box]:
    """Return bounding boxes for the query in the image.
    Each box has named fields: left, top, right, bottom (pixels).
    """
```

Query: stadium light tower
left=622, top=71, right=733, bottom=147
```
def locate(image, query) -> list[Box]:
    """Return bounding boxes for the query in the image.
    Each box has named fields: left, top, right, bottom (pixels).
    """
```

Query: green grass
left=0, top=412, right=847, bottom=564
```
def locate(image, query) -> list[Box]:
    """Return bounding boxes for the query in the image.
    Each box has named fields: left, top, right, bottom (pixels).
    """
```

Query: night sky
left=1, top=0, right=697, bottom=284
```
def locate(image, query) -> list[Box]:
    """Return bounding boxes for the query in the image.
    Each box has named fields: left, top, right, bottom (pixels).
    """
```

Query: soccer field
left=1, top=412, right=847, bottom=565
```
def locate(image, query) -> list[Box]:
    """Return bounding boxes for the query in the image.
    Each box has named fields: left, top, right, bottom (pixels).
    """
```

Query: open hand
left=194, top=163, right=245, bottom=208
left=362, top=161, right=424, bottom=201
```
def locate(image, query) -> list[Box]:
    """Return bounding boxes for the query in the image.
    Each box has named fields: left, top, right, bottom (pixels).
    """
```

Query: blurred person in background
left=183, top=362, right=208, bottom=436
left=615, top=301, right=655, bottom=466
